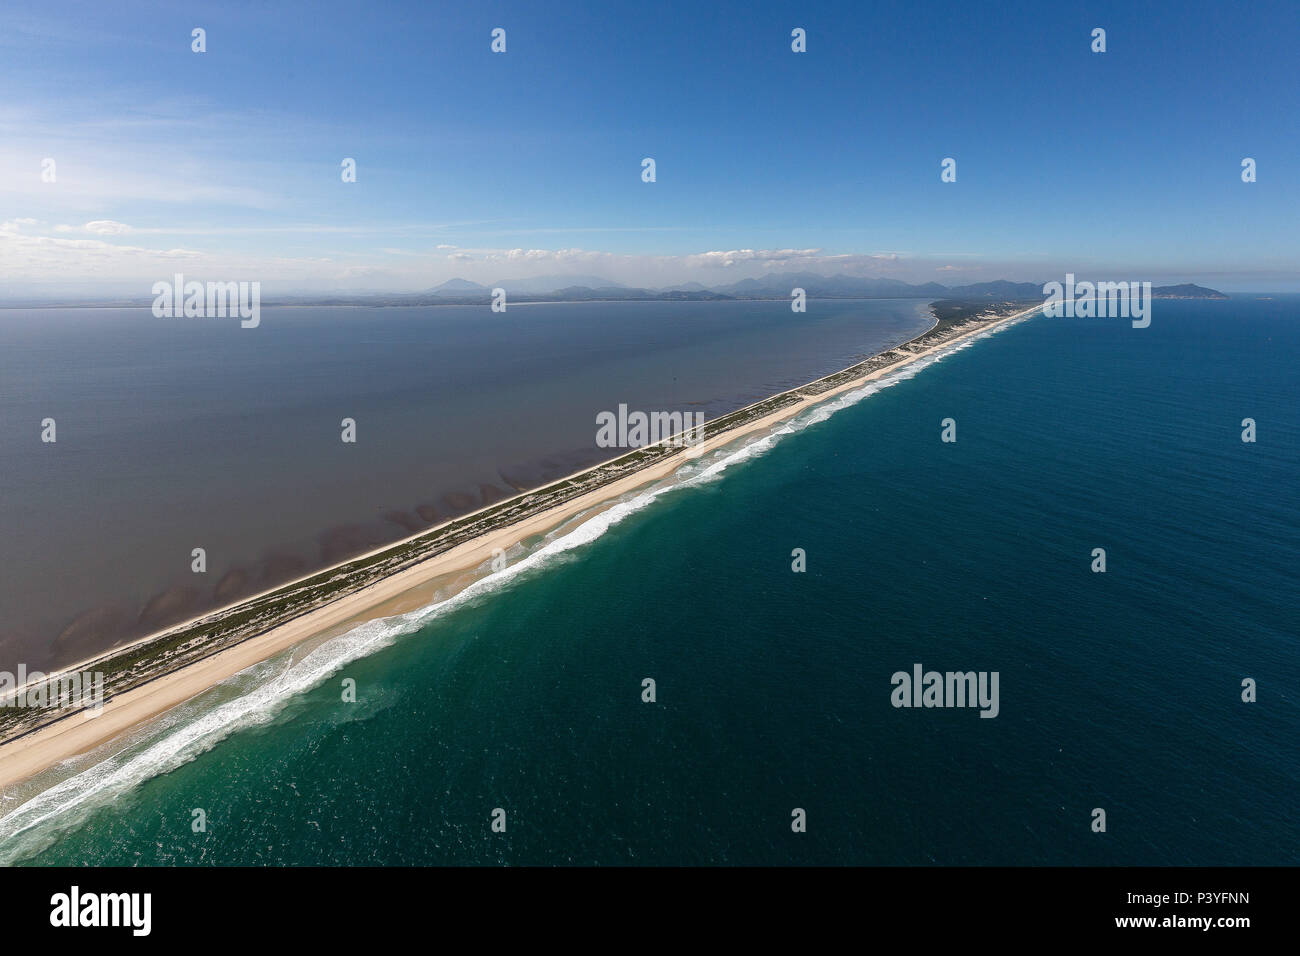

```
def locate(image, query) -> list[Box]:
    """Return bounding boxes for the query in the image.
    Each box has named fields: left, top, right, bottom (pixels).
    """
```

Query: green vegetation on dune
left=0, top=300, right=1033, bottom=743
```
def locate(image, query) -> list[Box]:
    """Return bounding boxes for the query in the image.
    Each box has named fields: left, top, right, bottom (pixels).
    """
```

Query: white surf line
left=0, top=306, right=1041, bottom=856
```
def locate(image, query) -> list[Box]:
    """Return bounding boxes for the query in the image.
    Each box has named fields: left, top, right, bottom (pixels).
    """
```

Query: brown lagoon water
left=3, top=298, right=1295, bottom=865
left=0, top=298, right=931, bottom=670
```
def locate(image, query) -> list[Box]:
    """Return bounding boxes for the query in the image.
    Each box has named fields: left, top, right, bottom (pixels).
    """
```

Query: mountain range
left=423, top=274, right=1226, bottom=301
left=2, top=277, right=1228, bottom=309
left=427, top=275, right=629, bottom=295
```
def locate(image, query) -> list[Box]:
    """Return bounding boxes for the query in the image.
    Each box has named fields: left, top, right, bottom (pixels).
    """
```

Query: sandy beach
left=0, top=304, right=1039, bottom=792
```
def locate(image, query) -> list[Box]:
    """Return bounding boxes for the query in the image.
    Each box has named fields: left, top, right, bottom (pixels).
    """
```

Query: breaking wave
left=0, top=312, right=1033, bottom=860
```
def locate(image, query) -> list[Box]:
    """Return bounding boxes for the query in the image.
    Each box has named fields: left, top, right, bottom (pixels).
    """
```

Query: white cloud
left=84, top=219, right=132, bottom=235
left=684, top=248, right=821, bottom=268
left=54, top=219, right=133, bottom=235
left=0, top=231, right=1084, bottom=295
left=0, top=229, right=203, bottom=279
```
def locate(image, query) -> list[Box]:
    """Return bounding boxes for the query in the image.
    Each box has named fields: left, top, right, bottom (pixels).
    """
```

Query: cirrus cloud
left=84, top=219, right=132, bottom=235
left=54, top=219, right=133, bottom=235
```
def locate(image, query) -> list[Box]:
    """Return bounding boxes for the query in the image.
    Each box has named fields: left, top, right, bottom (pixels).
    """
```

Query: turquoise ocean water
left=2, top=297, right=1296, bottom=865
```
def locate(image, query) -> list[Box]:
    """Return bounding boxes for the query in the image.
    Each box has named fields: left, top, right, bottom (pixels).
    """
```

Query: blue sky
left=2, top=0, right=1298, bottom=292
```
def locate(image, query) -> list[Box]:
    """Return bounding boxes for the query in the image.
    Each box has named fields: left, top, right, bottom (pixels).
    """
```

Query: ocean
left=1, top=296, right=1297, bottom=865
left=0, top=298, right=930, bottom=672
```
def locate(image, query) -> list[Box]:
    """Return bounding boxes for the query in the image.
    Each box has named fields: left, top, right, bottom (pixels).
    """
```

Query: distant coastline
left=0, top=298, right=1042, bottom=788
left=1149, top=283, right=1229, bottom=299
left=0, top=278, right=1228, bottom=310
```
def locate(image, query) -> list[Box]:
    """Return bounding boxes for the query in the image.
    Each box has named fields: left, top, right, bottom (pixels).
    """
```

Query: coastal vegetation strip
left=0, top=299, right=1038, bottom=744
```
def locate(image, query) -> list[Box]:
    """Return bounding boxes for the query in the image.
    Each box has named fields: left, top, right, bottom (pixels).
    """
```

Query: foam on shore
left=0, top=308, right=1038, bottom=860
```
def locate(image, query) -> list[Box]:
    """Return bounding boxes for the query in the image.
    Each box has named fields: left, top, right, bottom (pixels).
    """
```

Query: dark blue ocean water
left=4, top=297, right=1297, bottom=865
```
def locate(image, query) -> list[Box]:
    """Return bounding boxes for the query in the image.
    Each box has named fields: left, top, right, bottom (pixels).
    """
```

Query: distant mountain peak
left=427, top=278, right=488, bottom=295
left=489, top=274, right=627, bottom=295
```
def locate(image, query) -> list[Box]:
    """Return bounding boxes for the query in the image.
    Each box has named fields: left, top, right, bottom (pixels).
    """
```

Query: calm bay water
left=0, top=298, right=929, bottom=671
left=2, top=297, right=1297, bottom=865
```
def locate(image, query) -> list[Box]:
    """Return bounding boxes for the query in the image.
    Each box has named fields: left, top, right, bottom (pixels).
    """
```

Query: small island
left=1151, top=284, right=1228, bottom=299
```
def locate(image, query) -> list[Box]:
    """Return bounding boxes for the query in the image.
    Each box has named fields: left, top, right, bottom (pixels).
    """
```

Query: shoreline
left=0, top=302, right=1041, bottom=792
left=0, top=298, right=935, bottom=692
left=0, top=295, right=936, bottom=311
